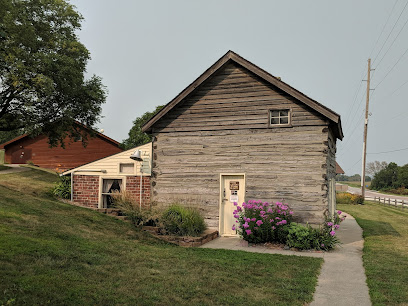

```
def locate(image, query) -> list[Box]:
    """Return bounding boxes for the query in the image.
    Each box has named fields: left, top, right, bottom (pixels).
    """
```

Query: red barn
left=0, top=125, right=122, bottom=172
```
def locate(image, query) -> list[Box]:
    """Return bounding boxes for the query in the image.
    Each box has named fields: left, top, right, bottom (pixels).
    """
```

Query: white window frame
left=269, top=108, right=292, bottom=127
left=98, top=176, right=127, bottom=208
left=118, top=162, right=136, bottom=175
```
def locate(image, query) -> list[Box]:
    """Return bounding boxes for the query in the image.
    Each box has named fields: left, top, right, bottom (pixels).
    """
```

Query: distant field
left=338, top=181, right=371, bottom=188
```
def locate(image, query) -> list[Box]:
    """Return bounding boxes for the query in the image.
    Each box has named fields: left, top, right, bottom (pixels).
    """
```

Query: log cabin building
left=142, top=51, right=343, bottom=235
left=0, top=123, right=122, bottom=172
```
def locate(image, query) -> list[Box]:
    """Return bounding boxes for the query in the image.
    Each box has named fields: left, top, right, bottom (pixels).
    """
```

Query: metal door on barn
left=219, top=174, right=245, bottom=236
left=11, top=149, right=32, bottom=164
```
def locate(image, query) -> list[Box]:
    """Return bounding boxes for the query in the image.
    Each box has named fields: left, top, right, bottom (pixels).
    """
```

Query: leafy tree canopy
left=0, top=129, right=21, bottom=144
left=0, top=0, right=106, bottom=146
left=122, top=105, right=164, bottom=149
left=336, top=173, right=371, bottom=182
left=371, top=162, right=399, bottom=190
left=366, top=161, right=388, bottom=177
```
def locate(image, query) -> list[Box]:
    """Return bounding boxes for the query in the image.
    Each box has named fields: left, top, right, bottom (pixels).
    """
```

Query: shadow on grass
left=356, top=218, right=401, bottom=238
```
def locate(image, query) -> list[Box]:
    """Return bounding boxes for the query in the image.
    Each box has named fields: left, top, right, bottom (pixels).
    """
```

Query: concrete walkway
left=201, top=213, right=371, bottom=305
left=0, top=164, right=31, bottom=174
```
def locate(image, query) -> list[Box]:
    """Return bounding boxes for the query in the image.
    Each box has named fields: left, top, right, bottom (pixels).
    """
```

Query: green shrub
left=286, top=223, right=312, bottom=249
left=286, top=222, right=341, bottom=251
left=111, top=190, right=157, bottom=227
left=336, top=192, right=364, bottom=204
left=387, top=187, right=408, bottom=195
left=53, top=176, right=71, bottom=199
left=161, top=204, right=206, bottom=237
left=354, top=195, right=364, bottom=204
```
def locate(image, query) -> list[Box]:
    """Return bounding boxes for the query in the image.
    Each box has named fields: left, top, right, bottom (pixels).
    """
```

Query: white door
left=220, top=174, right=245, bottom=236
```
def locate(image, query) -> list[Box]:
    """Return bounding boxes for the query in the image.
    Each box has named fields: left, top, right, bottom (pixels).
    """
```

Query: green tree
left=122, top=105, right=164, bottom=149
left=396, top=164, right=408, bottom=188
left=0, top=129, right=21, bottom=144
left=0, top=0, right=106, bottom=146
left=371, top=162, right=399, bottom=190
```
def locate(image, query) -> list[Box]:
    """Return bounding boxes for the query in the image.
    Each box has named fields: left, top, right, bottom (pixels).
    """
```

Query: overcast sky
left=70, top=0, right=408, bottom=176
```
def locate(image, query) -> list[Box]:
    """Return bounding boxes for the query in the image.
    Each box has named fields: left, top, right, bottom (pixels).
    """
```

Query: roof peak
left=142, top=51, right=343, bottom=140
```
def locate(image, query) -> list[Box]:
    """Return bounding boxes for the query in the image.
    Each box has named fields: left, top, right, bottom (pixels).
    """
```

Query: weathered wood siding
left=151, top=61, right=334, bottom=226
left=326, top=129, right=337, bottom=216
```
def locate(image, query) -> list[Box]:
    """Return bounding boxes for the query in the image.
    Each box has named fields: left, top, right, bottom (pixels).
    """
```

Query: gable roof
left=336, top=162, right=345, bottom=174
left=0, top=121, right=120, bottom=149
left=142, top=50, right=343, bottom=140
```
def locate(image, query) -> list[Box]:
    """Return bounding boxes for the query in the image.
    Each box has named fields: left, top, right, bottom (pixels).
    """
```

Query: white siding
left=62, top=143, right=152, bottom=176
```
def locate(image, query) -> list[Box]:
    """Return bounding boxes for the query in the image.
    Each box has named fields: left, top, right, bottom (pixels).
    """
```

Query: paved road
left=343, top=184, right=408, bottom=202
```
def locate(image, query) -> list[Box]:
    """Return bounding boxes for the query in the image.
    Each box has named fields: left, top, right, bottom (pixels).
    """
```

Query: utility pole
left=361, top=58, right=372, bottom=199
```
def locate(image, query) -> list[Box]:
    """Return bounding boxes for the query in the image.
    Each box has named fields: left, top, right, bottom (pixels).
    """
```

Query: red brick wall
left=126, top=176, right=151, bottom=208
left=73, top=175, right=99, bottom=208
left=72, top=175, right=151, bottom=209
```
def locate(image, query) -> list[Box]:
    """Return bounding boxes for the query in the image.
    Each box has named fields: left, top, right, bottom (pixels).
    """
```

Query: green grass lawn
left=0, top=165, right=10, bottom=171
left=0, top=170, right=323, bottom=305
left=338, top=202, right=408, bottom=305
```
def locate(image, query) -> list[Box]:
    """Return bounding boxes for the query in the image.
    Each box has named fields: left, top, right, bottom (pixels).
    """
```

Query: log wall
left=150, top=62, right=334, bottom=226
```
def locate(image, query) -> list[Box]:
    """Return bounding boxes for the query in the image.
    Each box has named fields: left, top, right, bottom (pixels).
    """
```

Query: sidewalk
left=200, top=213, right=371, bottom=305
left=0, top=164, right=31, bottom=174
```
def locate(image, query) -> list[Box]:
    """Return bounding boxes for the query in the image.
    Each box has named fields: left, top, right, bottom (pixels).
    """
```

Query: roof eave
left=142, top=50, right=344, bottom=140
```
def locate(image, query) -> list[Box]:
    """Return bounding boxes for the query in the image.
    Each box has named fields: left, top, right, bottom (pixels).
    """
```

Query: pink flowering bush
left=233, top=200, right=293, bottom=244
left=233, top=200, right=346, bottom=251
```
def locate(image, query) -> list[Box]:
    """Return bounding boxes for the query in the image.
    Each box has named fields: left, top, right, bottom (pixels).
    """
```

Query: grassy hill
left=0, top=169, right=322, bottom=305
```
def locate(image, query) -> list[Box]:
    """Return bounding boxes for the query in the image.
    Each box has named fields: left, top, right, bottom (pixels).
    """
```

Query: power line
left=369, top=0, right=400, bottom=59
left=344, top=158, right=362, bottom=174
left=342, top=94, right=365, bottom=137
left=373, top=0, right=408, bottom=64
left=337, top=109, right=364, bottom=154
left=375, top=77, right=408, bottom=101
left=368, top=146, right=408, bottom=155
left=337, top=130, right=363, bottom=157
left=374, top=45, right=408, bottom=89
left=343, top=75, right=365, bottom=130
left=375, top=14, right=408, bottom=69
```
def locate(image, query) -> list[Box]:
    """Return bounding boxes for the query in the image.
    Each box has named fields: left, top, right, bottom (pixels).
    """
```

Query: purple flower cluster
left=232, top=200, right=293, bottom=241
left=324, top=210, right=347, bottom=237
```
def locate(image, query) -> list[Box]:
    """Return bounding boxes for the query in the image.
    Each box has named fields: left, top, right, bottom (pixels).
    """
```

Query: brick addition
left=72, top=175, right=99, bottom=208
left=72, top=175, right=151, bottom=209
left=126, top=176, right=151, bottom=208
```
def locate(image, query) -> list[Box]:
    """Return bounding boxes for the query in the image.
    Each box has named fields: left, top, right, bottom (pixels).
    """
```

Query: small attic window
left=269, top=109, right=291, bottom=127
left=119, top=163, right=134, bottom=174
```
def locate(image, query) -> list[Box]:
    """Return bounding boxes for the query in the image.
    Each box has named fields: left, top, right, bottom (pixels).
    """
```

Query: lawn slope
left=338, top=202, right=408, bottom=305
left=0, top=170, right=322, bottom=305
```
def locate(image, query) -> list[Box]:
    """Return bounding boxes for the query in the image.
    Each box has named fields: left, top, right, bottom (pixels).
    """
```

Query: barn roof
left=142, top=50, right=343, bottom=140
left=0, top=121, right=120, bottom=149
